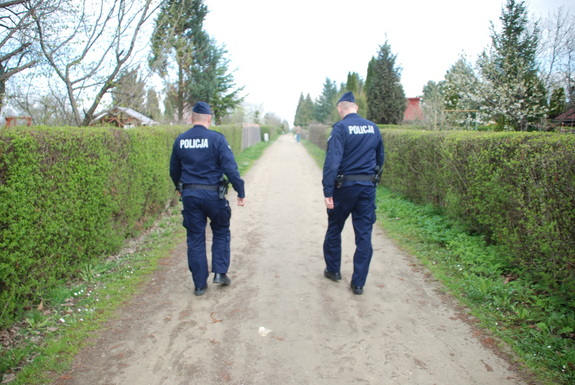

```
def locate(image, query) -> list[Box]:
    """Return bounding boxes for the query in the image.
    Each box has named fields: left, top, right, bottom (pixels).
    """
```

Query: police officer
left=322, top=92, right=384, bottom=295
left=170, top=101, right=246, bottom=296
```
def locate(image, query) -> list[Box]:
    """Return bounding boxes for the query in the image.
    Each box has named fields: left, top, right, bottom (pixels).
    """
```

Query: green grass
left=0, top=139, right=274, bottom=384
left=303, top=139, right=575, bottom=385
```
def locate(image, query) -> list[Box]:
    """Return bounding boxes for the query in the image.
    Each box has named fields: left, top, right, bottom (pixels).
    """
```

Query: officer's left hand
left=324, top=197, right=334, bottom=209
left=237, top=197, right=246, bottom=207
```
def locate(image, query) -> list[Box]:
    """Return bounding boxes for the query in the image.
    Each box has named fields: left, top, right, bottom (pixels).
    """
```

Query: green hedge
left=381, top=129, right=575, bottom=302
left=260, top=125, right=281, bottom=142
left=0, top=123, right=247, bottom=328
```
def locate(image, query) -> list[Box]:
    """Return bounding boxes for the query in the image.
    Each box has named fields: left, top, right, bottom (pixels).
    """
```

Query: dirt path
left=54, top=134, right=528, bottom=385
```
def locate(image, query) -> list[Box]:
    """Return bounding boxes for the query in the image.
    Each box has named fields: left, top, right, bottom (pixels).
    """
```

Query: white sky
left=203, top=0, right=573, bottom=126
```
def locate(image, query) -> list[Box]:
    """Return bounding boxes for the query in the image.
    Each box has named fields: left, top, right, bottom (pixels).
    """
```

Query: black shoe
left=194, top=284, right=207, bottom=296
left=350, top=284, right=363, bottom=295
left=213, top=273, right=231, bottom=285
left=324, top=269, right=342, bottom=282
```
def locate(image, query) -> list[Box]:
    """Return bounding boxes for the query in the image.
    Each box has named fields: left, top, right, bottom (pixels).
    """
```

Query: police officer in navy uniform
left=322, top=92, right=384, bottom=295
left=170, top=101, right=246, bottom=296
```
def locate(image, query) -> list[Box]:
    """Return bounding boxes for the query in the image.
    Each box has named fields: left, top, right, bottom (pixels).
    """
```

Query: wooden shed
left=552, top=107, right=575, bottom=128
left=90, top=107, right=158, bottom=128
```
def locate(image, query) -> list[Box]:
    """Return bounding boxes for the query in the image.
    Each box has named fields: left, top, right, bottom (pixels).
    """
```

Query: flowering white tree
left=442, top=56, right=486, bottom=129
left=476, top=0, right=547, bottom=131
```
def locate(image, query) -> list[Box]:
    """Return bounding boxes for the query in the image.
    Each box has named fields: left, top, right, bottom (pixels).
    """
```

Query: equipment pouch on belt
left=373, top=166, right=383, bottom=185
left=335, top=174, right=344, bottom=189
left=218, top=177, right=230, bottom=199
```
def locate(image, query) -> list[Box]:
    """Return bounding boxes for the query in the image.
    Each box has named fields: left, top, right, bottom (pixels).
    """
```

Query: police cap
left=192, top=101, right=212, bottom=115
left=337, top=91, right=356, bottom=104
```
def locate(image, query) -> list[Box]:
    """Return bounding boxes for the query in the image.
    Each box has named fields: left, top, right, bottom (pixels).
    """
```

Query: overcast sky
left=203, top=0, right=572, bottom=126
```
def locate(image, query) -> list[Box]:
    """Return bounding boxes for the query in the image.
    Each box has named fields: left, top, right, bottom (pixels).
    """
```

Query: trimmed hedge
left=0, top=123, right=248, bottom=328
left=381, top=129, right=575, bottom=302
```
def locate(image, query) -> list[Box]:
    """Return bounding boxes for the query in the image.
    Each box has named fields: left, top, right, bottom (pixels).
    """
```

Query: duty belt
left=182, top=184, right=219, bottom=191
left=342, top=174, right=375, bottom=181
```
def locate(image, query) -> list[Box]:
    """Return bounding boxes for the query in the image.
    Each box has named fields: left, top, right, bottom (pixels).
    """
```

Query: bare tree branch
left=34, top=0, right=161, bottom=126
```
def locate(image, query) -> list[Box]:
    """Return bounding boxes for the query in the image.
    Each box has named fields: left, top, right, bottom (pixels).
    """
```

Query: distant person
left=295, top=126, right=302, bottom=142
left=170, top=101, right=246, bottom=296
left=321, top=92, right=384, bottom=295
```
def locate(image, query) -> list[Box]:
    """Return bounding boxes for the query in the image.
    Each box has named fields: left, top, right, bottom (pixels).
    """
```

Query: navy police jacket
left=170, top=124, right=245, bottom=199
left=322, top=113, right=384, bottom=197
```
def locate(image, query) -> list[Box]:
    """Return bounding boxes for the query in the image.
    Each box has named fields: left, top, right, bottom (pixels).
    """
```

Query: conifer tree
left=315, top=78, right=338, bottom=124
left=364, top=41, right=406, bottom=124
left=294, top=93, right=315, bottom=126
left=150, top=0, right=242, bottom=124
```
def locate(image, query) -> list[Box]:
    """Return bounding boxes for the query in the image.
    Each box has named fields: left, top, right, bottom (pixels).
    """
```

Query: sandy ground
left=53, top=135, right=532, bottom=385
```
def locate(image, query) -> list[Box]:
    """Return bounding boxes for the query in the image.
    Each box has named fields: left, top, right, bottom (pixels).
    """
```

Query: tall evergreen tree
left=364, top=41, right=406, bottom=124
left=315, top=77, right=338, bottom=124
left=477, top=0, right=547, bottom=130
left=185, top=32, right=243, bottom=124
left=149, top=0, right=242, bottom=124
left=294, top=92, right=315, bottom=126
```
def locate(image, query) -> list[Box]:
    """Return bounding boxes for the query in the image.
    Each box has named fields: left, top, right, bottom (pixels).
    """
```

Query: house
left=403, top=97, right=424, bottom=122
left=90, top=107, right=159, bottom=128
left=552, top=107, right=575, bottom=128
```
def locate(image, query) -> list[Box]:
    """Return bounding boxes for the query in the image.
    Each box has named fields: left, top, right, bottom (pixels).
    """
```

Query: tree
left=421, top=80, right=445, bottom=130
left=145, top=88, right=161, bottom=121
left=185, top=37, right=243, bottom=124
left=8, top=82, right=76, bottom=125
left=293, top=92, right=315, bottom=127
left=539, top=6, right=575, bottom=109
left=150, top=0, right=208, bottom=123
left=548, top=87, right=566, bottom=117
left=477, top=0, right=547, bottom=130
left=0, top=0, right=52, bottom=113
left=365, top=41, right=406, bottom=124
left=112, top=67, right=146, bottom=111
left=442, top=56, right=484, bottom=129
left=150, top=0, right=242, bottom=124
left=33, top=0, right=159, bottom=126
left=343, top=72, right=367, bottom=117
left=315, top=77, right=338, bottom=124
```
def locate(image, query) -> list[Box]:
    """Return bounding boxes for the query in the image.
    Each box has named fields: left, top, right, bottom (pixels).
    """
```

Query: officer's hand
left=324, top=197, right=334, bottom=209
left=237, top=197, right=246, bottom=207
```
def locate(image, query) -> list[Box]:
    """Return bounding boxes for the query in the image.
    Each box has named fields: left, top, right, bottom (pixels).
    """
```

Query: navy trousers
left=323, top=185, right=376, bottom=287
left=182, top=196, right=231, bottom=289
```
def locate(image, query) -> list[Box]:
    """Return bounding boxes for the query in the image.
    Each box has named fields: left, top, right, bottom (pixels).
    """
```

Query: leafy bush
left=0, top=126, right=181, bottom=328
left=381, top=129, right=575, bottom=305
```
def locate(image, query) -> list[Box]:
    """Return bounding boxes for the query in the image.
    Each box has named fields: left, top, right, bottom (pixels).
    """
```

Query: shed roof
left=90, top=107, right=158, bottom=127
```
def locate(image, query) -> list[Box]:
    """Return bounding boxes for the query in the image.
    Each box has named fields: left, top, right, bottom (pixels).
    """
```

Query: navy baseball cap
left=192, top=101, right=212, bottom=114
left=337, top=91, right=356, bottom=104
